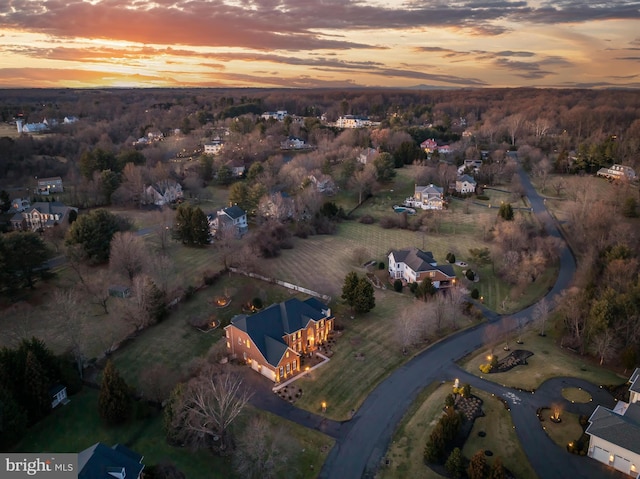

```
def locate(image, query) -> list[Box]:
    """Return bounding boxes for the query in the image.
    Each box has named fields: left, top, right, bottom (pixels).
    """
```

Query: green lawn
left=294, top=291, right=411, bottom=420
left=461, top=389, right=536, bottom=479
left=14, top=388, right=233, bottom=478
left=539, top=409, right=583, bottom=450
left=379, top=383, right=536, bottom=479
left=14, top=388, right=331, bottom=479
left=112, top=274, right=307, bottom=389
left=460, top=325, right=625, bottom=390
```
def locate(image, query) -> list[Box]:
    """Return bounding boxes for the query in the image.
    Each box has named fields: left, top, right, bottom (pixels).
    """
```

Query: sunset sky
left=0, top=0, right=639, bottom=89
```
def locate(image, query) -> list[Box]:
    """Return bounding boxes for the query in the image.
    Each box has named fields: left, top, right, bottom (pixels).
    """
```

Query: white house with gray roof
left=405, top=184, right=445, bottom=210
left=388, top=247, right=455, bottom=288
left=586, top=368, right=640, bottom=477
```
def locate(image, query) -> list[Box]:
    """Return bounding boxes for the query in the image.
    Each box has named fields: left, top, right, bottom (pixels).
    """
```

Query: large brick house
left=224, top=297, right=334, bottom=383
left=586, top=368, right=640, bottom=477
left=388, top=247, right=456, bottom=288
left=10, top=201, right=77, bottom=231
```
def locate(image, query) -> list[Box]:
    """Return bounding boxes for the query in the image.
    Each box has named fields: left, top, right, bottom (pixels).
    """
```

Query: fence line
left=229, top=267, right=332, bottom=303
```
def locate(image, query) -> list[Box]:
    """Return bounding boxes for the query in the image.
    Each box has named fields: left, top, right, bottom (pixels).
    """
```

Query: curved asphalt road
left=250, top=161, right=623, bottom=478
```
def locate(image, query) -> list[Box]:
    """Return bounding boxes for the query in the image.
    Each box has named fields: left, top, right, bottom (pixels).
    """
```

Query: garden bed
left=493, top=349, right=533, bottom=373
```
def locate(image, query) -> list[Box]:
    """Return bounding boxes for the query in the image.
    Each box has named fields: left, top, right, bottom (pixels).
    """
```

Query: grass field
left=294, top=291, right=412, bottom=420
left=461, top=389, right=537, bottom=479
left=0, top=122, right=20, bottom=138
left=539, top=409, right=583, bottom=450
left=112, top=275, right=307, bottom=389
left=460, top=324, right=625, bottom=390
left=378, top=383, right=536, bottom=479
left=14, top=388, right=331, bottom=479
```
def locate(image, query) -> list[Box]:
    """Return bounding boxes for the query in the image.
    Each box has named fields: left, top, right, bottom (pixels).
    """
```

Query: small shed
left=109, top=285, right=131, bottom=298
left=50, top=384, right=69, bottom=408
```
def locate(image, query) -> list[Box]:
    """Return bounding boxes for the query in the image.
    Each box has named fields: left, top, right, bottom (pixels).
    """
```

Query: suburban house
left=455, top=174, right=477, bottom=194
left=358, top=147, right=378, bottom=165
left=309, top=174, right=337, bottom=195
left=208, top=205, right=248, bottom=238
left=335, top=115, right=372, bottom=128
left=405, top=184, right=445, bottom=210
left=78, top=443, right=144, bottom=479
left=10, top=201, right=77, bottom=231
left=204, top=139, right=224, bottom=155
left=388, top=247, right=456, bottom=288
left=50, top=384, right=68, bottom=408
left=37, top=176, right=64, bottom=195
left=280, top=137, right=309, bottom=150
left=458, top=159, right=483, bottom=175
left=261, top=110, right=288, bottom=121
left=586, top=368, right=640, bottom=478
left=143, top=179, right=183, bottom=206
left=597, top=164, right=638, bottom=182
left=224, top=297, right=334, bottom=382
left=420, top=139, right=438, bottom=153
left=257, top=192, right=295, bottom=221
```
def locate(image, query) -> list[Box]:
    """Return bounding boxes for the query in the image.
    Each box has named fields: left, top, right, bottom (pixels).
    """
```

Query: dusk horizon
left=1, top=0, right=639, bottom=89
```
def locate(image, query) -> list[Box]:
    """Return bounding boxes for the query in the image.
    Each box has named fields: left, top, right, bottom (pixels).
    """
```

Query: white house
left=458, top=159, right=483, bottom=175
left=143, top=179, right=183, bottom=206
left=388, top=248, right=456, bottom=288
left=308, top=174, right=337, bottom=195
left=586, top=368, right=640, bottom=478
left=455, top=174, right=477, bottom=194
left=335, top=115, right=370, bottom=128
left=405, top=184, right=444, bottom=210
left=37, top=176, right=64, bottom=195
left=261, top=110, right=288, bottom=121
left=204, top=139, right=224, bottom=155
left=597, top=164, right=638, bottom=182
left=208, top=205, right=248, bottom=238
left=281, top=137, right=308, bottom=150
left=358, top=147, right=378, bottom=165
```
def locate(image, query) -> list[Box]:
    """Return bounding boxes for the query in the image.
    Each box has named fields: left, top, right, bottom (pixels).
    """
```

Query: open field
left=14, top=388, right=331, bottom=479
left=379, top=383, right=536, bottom=479
left=0, top=122, right=20, bottom=138
left=460, top=324, right=626, bottom=390
left=461, top=389, right=537, bottom=479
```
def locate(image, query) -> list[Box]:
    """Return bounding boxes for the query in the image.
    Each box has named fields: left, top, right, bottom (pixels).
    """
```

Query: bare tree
left=590, top=329, right=618, bottom=365
left=504, top=113, right=525, bottom=146
left=52, top=289, right=88, bottom=378
left=138, top=364, right=178, bottom=404
left=117, top=275, right=160, bottom=331
left=170, top=372, right=252, bottom=453
left=349, top=164, right=376, bottom=204
left=533, top=297, right=551, bottom=336
left=233, top=416, right=297, bottom=479
left=395, top=301, right=422, bottom=354
left=109, top=231, right=149, bottom=283
left=432, top=293, right=449, bottom=333
left=447, top=286, right=465, bottom=330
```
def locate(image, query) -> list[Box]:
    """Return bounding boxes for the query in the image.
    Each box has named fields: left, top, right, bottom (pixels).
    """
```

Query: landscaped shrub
left=471, top=288, right=480, bottom=299
left=393, top=279, right=403, bottom=292
left=446, top=252, right=456, bottom=264
left=465, top=269, right=476, bottom=281
left=409, top=282, right=418, bottom=293
left=479, top=363, right=492, bottom=374
left=358, top=214, right=375, bottom=224
left=184, top=285, right=197, bottom=300
left=251, top=297, right=263, bottom=310
left=378, top=261, right=385, bottom=270
left=379, top=216, right=397, bottom=229
left=476, top=195, right=490, bottom=200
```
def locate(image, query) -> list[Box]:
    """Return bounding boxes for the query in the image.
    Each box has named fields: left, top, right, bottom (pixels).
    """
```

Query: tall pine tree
left=23, top=351, right=51, bottom=423
left=99, top=360, right=131, bottom=425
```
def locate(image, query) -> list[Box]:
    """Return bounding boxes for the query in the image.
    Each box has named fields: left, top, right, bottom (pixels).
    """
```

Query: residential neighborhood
left=0, top=88, right=639, bottom=479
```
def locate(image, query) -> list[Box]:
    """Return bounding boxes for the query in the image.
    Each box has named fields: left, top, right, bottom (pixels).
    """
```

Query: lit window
left=238, top=337, right=241, bottom=344
left=280, top=366, right=284, bottom=377
left=226, top=341, right=230, bottom=349
left=286, top=363, right=290, bottom=374
left=225, top=330, right=229, bottom=338
left=246, top=340, right=250, bottom=348
left=286, top=351, right=289, bottom=358
left=293, top=360, right=297, bottom=371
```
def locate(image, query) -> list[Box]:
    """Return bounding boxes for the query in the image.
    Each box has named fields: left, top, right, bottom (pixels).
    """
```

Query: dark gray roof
left=629, top=367, right=640, bottom=393
left=78, top=443, right=144, bottom=479
left=230, top=298, right=329, bottom=367
left=586, top=404, right=640, bottom=455
left=458, top=174, right=476, bottom=184
left=223, top=205, right=246, bottom=219
left=390, top=248, right=454, bottom=278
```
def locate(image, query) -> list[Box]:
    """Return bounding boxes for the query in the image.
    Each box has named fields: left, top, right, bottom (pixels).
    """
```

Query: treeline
left=0, top=338, right=81, bottom=449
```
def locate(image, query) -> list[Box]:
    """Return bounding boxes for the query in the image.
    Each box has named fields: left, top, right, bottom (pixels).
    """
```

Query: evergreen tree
left=498, top=202, right=514, bottom=221
left=415, top=278, right=436, bottom=300
left=99, top=360, right=131, bottom=425
left=341, top=271, right=359, bottom=308
left=0, top=190, right=10, bottom=212
left=190, top=207, right=211, bottom=245
left=173, top=204, right=210, bottom=246
left=353, top=277, right=376, bottom=314
left=23, top=351, right=51, bottom=422
left=0, top=385, right=28, bottom=449
left=445, top=448, right=465, bottom=479
left=2, top=232, right=52, bottom=288
left=66, top=209, right=123, bottom=263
